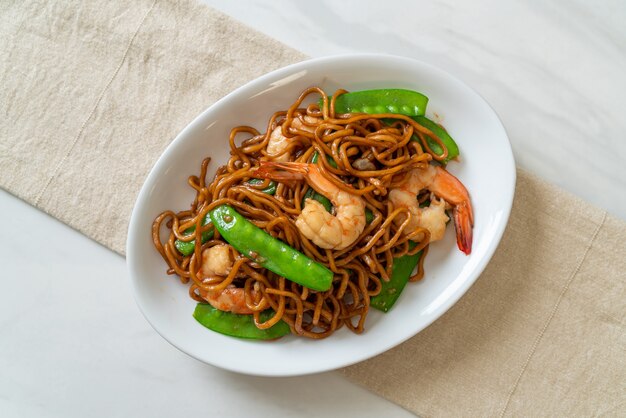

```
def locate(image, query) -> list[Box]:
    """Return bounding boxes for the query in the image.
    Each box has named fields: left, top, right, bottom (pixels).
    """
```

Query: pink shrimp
left=198, top=244, right=258, bottom=314
left=197, top=286, right=255, bottom=315
left=255, top=161, right=366, bottom=250
left=266, top=116, right=320, bottom=162
left=389, top=165, right=473, bottom=254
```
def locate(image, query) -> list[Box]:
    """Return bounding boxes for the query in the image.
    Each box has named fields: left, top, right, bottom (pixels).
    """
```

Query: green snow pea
left=193, top=304, right=291, bottom=340
left=412, top=116, right=459, bottom=163
left=174, top=214, right=214, bottom=256
left=365, top=208, right=374, bottom=224
left=370, top=243, right=423, bottom=313
left=321, top=89, right=460, bottom=163
left=176, top=179, right=278, bottom=255
left=301, top=187, right=333, bottom=213
left=246, top=178, right=277, bottom=195
left=209, top=205, right=333, bottom=291
left=324, top=89, right=428, bottom=116
left=311, top=150, right=338, bottom=169
left=370, top=199, right=432, bottom=311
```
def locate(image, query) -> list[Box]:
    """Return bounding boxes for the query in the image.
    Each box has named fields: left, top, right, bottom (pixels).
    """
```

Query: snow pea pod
left=322, top=89, right=459, bottom=163
left=365, top=208, right=374, bottom=224
left=370, top=201, right=437, bottom=311
left=176, top=180, right=277, bottom=255
left=326, top=89, right=428, bottom=116
left=412, top=116, right=459, bottom=164
left=193, top=304, right=291, bottom=339
left=174, top=214, right=214, bottom=256
left=370, top=243, right=423, bottom=312
left=301, top=187, right=332, bottom=213
left=209, top=204, right=333, bottom=291
left=246, top=178, right=277, bottom=195
left=311, top=150, right=338, bottom=169
left=370, top=201, right=434, bottom=311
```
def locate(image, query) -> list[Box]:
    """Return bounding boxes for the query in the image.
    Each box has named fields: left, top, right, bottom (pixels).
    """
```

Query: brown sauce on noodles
left=153, top=87, right=447, bottom=339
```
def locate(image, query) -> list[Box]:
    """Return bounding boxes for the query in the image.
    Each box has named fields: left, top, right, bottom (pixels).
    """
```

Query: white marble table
left=2, top=1, right=624, bottom=416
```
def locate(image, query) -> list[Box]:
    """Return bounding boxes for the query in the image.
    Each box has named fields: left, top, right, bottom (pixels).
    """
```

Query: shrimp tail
left=430, top=166, right=473, bottom=254
left=453, top=200, right=473, bottom=255
left=255, top=161, right=308, bottom=182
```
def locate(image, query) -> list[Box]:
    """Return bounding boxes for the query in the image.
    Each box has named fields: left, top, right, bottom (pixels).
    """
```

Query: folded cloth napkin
left=1, top=0, right=624, bottom=416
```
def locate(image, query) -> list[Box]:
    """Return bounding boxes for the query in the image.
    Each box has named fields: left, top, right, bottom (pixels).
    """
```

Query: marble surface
left=2, top=1, right=625, bottom=416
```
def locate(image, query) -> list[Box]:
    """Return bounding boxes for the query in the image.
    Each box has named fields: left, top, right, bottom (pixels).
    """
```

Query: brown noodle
left=152, top=87, right=447, bottom=339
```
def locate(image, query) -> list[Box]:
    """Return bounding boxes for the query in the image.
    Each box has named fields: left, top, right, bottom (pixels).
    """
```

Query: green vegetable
left=174, top=214, right=214, bottom=256
left=321, top=89, right=459, bottom=163
left=370, top=243, right=423, bottom=312
left=193, top=304, right=291, bottom=339
left=246, top=178, right=277, bottom=195
left=176, top=178, right=278, bottom=256
left=412, top=116, right=459, bottom=163
left=311, top=150, right=338, bottom=168
left=365, top=208, right=374, bottom=224
left=301, top=187, right=332, bottom=213
left=209, top=205, right=334, bottom=291
left=302, top=151, right=335, bottom=213
left=324, top=89, right=428, bottom=117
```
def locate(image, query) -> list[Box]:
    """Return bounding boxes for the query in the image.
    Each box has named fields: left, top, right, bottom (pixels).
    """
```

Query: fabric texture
left=0, top=0, right=304, bottom=253
left=1, top=1, right=624, bottom=416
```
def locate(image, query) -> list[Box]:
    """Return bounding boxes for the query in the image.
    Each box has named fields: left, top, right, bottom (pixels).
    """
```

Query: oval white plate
left=127, top=54, right=515, bottom=377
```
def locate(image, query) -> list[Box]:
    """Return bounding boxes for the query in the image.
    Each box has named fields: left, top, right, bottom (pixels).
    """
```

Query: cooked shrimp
left=391, top=190, right=449, bottom=242
left=266, top=116, right=320, bottom=162
left=389, top=165, right=473, bottom=254
left=200, top=243, right=233, bottom=277
left=197, top=286, right=256, bottom=315
left=266, top=126, right=291, bottom=162
left=198, top=244, right=257, bottom=314
left=256, top=161, right=366, bottom=250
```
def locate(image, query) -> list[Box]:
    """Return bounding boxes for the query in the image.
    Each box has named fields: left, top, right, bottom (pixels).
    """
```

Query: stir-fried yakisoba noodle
left=153, top=87, right=473, bottom=339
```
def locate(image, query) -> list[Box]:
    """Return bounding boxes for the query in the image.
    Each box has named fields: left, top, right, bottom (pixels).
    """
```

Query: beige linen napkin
left=1, top=1, right=624, bottom=416
left=0, top=0, right=304, bottom=253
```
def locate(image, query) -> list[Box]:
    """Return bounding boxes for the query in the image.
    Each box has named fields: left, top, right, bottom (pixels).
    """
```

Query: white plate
left=127, top=54, right=515, bottom=376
